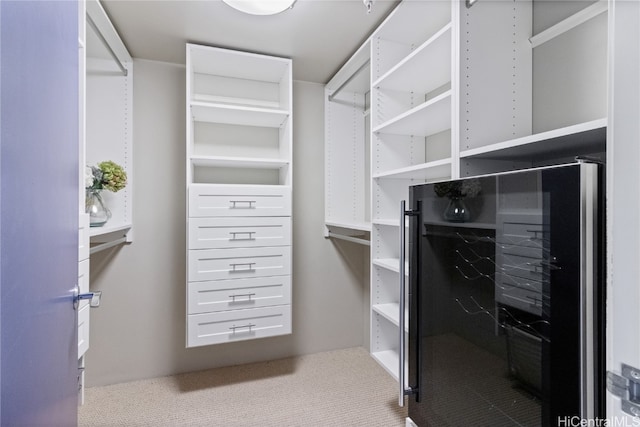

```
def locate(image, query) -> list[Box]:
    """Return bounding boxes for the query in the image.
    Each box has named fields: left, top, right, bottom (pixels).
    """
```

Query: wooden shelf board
left=373, top=158, right=452, bottom=180
left=373, top=303, right=409, bottom=333
left=189, top=44, right=290, bottom=83
left=374, top=91, right=452, bottom=137
left=192, top=93, right=281, bottom=109
left=530, top=1, right=607, bottom=48
left=325, top=220, right=372, bottom=232
left=373, top=23, right=452, bottom=94
left=326, top=39, right=371, bottom=94
left=191, top=102, right=289, bottom=128
left=371, top=350, right=399, bottom=381
left=372, top=258, right=409, bottom=276
left=191, top=155, right=289, bottom=169
left=372, top=219, right=400, bottom=227
left=89, top=222, right=131, bottom=238
left=459, top=119, right=606, bottom=161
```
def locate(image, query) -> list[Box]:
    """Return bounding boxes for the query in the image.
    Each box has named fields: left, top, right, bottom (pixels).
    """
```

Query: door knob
left=73, top=284, right=102, bottom=310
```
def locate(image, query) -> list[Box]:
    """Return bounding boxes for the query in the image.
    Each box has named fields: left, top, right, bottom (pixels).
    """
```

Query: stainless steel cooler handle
left=399, top=200, right=407, bottom=407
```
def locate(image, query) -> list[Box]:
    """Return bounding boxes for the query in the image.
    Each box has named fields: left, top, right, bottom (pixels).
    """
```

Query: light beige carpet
left=79, top=347, right=407, bottom=426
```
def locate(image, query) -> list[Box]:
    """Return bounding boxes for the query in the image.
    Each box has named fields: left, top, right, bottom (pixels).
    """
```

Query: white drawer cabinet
left=186, top=45, right=293, bottom=347
left=189, top=216, right=291, bottom=249
left=189, top=185, right=291, bottom=218
left=188, top=275, right=291, bottom=314
left=189, top=246, right=291, bottom=282
left=187, top=305, right=291, bottom=347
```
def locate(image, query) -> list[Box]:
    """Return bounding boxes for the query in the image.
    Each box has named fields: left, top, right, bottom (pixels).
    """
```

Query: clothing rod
left=328, top=59, right=370, bottom=102
left=86, top=14, right=128, bottom=77
left=90, top=236, right=127, bottom=255
left=327, top=232, right=370, bottom=246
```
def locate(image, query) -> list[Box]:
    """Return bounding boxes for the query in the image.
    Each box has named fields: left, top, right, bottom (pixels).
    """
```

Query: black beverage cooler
left=402, top=162, right=605, bottom=426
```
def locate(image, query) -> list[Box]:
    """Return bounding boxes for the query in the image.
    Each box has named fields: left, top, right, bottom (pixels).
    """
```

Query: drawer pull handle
left=229, top=293, right=256, bottom=302
left=230, top=200, right=256, bottom=209
left=229, top=231, right=256, bottom=241
left=229, top=262, right=255, bottom=272
left=229, top=323, right=256, bottom=334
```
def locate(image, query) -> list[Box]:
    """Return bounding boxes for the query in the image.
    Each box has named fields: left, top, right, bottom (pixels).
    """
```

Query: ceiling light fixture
left=222, top=0, right=297, bottom=15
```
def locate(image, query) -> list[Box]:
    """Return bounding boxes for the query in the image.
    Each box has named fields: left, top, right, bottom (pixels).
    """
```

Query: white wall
left=85, top=59, right=368, bottom=387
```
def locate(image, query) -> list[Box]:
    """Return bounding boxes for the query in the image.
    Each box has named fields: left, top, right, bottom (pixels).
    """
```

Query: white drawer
left=187, top=305, right=291, bottom=347
left=188, top=275, right=291, bottom=314
left=189, top=246, right=291, bottom=281
left=78, top=303, right=90, bottom=358
left=189, top=184, right=291, bottom=217
left=78, top=259, right=90, bottom=295
left=78, top=213, right=90, bottom=261
left=189, top=217, right=291, bottom=249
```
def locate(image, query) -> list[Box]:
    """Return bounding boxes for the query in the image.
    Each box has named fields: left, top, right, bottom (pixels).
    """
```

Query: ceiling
left=101, top=0, right=400, bottom=84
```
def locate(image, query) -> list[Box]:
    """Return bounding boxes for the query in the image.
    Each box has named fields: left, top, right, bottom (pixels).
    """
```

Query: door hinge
left=607, top=363, right=640, bottom=418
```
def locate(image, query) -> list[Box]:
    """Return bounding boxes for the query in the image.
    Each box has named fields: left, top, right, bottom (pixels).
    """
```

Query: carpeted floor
left=79, top=347, right=407, bottom=426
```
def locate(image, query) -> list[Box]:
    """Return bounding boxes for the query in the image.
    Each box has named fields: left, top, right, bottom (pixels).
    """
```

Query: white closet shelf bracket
left=529, top=1, right=607, bottom=49
left=86, top=13, right=128, bottom=76
left=327, top=59, right=371, bottom=103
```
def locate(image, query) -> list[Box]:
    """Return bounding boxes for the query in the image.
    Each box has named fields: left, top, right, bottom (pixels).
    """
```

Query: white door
left=606, top=0, right=640, bottom=422
left=0, top=1, right=79, bottom=425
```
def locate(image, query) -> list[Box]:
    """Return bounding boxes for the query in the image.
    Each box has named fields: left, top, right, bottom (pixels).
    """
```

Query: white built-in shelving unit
left=85, top=0, right=134, bottom=249
left=324, top=0, right=608, bottom=383
left=77, top=0, right=133, bottom=404
left=369, top=0, right=456, bottom=380
left=186, top=44, right=293, bottom=347
left=324, top=40, right=372, bottom=245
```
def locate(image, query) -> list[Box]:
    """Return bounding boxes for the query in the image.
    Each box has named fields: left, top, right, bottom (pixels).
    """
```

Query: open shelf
left=89, top=222, right=131, bottom=238
left=372, top=258, right=408, bottom=276
left=372, top=303, right=409, bottom=333
left=326, top=40, right=371, bottom=98
left=325, top=220, right=371, bottom=232
left=373, top=158, right=452, bottom=181
left=373, top=219, right=399, bottom=227
left=373, top=91, right=451, bottom=137
left=460, top=119, right=606, bottom=161
left=191, top=155, right=289, bottom=169
left=191, top=102, right=289, bottom=128
left=373, top=23, right=452, bottom=95
left=529, top=1, right=607, bottom=48
left=371, top=349, right=399, bottom=381
left=192, top=93, right=281, bottom=109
